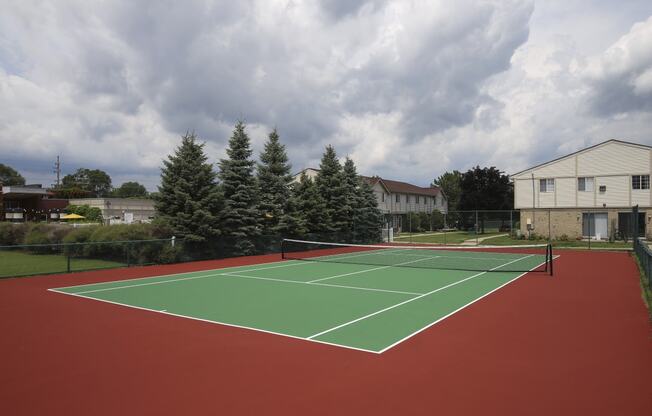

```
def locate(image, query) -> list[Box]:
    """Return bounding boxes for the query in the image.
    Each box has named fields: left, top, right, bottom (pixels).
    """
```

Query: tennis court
left=49, top=240, right=553, bottom=353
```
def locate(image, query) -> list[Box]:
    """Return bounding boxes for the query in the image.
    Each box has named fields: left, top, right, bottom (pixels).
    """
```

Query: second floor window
left=632, top=175, right=650, bottom=190
left=416, top=195, right=419, bottom=204
left=381, top=193, right=385, bottom=202
left=396, top=194, right=400, bottom=203
left=539, top=178, right=554, bottom=193
left=578, top=177, right=594, bottom=192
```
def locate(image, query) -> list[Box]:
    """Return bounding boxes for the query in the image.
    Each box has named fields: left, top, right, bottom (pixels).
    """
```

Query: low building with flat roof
left=1, top=185, right=67, bottom=221
left=68, top=198, right=155, bottom=224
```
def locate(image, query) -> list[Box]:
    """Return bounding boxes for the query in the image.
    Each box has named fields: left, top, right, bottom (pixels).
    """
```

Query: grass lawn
left=0, top=250, right=125, bottom=278
left=480, top=234, right=633, bottom=249
left=394, top=231, right=504, bottom=244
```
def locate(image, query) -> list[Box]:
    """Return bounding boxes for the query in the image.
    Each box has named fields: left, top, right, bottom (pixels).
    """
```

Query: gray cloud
left=1, top=1, right=652, bottom=191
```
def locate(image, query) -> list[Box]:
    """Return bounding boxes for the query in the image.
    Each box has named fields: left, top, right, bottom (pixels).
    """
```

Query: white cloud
left=1, top=0, right=652, bottom=190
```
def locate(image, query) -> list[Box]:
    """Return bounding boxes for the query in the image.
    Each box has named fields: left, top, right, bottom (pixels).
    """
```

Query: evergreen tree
left=315, top=145, right=348, bottom=234
left=294, top=173, right=329, bottom=234
left=354, top=180, right=384, bottom=243
left=155, top=132, right=223, bottom=242
left=276, top=183, right=307, bottom=238
left=218, top=121, right=260, bottom=255
left=257, top=129, right=293, bottom=235
left=341, top=157, right=360, bottom=237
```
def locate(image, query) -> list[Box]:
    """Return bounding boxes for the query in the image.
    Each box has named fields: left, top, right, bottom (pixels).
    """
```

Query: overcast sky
left=1, top=0, right=652, bottom=190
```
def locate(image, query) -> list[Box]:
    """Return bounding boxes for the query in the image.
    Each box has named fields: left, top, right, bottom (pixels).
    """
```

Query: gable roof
left=361, top=176, right=442, bottom=197
left=510, top=139, right=652, bottom=178
left=294, top=168, right=444, bottom=198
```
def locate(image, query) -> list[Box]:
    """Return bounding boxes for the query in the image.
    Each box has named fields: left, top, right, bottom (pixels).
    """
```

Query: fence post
left=510, top=210, right=513, bottom=237
left=171, top=236, right=176, bottom=247
left=67, top=251, right=71, bottom=273
left=475, top=210, right=479, bottom=245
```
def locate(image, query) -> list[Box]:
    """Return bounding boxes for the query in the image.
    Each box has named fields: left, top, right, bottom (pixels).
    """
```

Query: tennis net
left=281, top=239, right=554, bottom=275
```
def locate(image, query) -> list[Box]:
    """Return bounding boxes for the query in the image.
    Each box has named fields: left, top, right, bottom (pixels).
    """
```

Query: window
left=416, top=195, right=419, bottom=204
left=632, top=175, right=650, bottom=190
left=396, top=194, right=400, bottom=203
left=578, top=177, right=594, bottom=192
left=599, top=185, right=606, bottom=193
left=381, top=193, right=385, bottom=202
left=539, top=178, right=555, bottom=193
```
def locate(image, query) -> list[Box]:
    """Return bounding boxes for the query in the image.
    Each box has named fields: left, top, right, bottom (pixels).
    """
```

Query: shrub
left=66, top=204, right=103, bottom=222
left=0, top=222, right=29, bottom=245
left=558, top=234, right=569, bottom=242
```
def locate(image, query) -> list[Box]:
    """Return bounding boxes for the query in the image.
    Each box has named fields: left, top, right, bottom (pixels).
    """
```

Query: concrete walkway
left=460, top=233, right=508, bottom=246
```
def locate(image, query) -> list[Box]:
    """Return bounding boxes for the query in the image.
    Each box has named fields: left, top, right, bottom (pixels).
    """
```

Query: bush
left=558, top=234, right=569, bottom=242
left=0, top=222, right=29, bottom=245
left=66, top=204, right=103, bottom=222
left=431, top=211, right=445, bottom=230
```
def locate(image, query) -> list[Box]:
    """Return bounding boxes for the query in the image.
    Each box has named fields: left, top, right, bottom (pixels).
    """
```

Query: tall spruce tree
left=155, top=132, right=223, bottom=242
left=341, top=157, right=360, bottom=237
left=276, top=183, right=307, bottom=238
left=218, top=121, right=260, bottom=255
left=354, top=180, right=384, bottom=243
left=315, top=145, right=349, bottom=234
left=294, top=172, right=329, bottom=234
left=257, top=129, right=293, bottom=235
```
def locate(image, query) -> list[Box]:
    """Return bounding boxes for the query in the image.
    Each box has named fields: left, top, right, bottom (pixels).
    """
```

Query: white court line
left=221, top=273, right=423, bottom=296
left=49, top=252, right=559, bottom=354
left=51, top=248, right=406, bottom=294
left=47, top=288, right=381, bottom=354
left=307, top=256, right=440, bottom=283
left=306, top=254, right=535, bottom=340
left=377, top=257, right=554, bottom=353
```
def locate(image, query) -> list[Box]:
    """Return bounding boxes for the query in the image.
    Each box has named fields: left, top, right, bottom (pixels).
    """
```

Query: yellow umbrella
left=61, top=213, right=85, bottom=220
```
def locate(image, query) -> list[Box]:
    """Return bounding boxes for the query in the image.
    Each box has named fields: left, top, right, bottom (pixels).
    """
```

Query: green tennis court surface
left=49, top=245, right=551, bottom=353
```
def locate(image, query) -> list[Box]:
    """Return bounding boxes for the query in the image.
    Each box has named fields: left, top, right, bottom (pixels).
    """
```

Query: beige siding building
left=293, top=168, right=448, bottom=232
left=512, top=139, right=651, bottom=240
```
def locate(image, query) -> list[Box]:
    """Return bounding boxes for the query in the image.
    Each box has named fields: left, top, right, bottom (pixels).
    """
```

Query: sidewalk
left=460, top=233, right=507, bottom=245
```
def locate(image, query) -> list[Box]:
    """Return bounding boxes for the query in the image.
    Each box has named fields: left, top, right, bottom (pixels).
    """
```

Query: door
left=582, top=212, right=609, bottom=239
left=618, top=212, right=645, bottom=238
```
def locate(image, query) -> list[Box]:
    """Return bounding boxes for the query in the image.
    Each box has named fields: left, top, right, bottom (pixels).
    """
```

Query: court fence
left=633, top=237, right=652, bottom=289
left=391, top=210, right=519, bottom=245
left=0, top=229, right=386, bottom=279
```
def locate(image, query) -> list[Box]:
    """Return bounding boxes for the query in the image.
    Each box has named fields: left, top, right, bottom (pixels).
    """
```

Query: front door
left=583, top=212, right=609, bottom=240
left=618, top=212, right=645, bottom=238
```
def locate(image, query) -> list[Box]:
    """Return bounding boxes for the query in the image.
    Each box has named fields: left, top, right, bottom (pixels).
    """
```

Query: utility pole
left=53, top=155, right=61, bottom=187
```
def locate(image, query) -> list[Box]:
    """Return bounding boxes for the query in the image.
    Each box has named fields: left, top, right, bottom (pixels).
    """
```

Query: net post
left=281, top=239, right=286, bottom=260
left=548, top=243, right=554, bottom=276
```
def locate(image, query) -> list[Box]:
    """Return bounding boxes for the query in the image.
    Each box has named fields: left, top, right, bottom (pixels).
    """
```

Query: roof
left=361, top=176, right=442, bottom=197
left=510, top=139, right=652, bottom=178
left=294, top=168, right=444, bottom=198
left=1, top=186, right=50, bottom=197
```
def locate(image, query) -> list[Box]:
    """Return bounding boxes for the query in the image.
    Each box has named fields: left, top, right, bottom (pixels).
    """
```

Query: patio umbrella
left=61, top=213, right=85, bottom=220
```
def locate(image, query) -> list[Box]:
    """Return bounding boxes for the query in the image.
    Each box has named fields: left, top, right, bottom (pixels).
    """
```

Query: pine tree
left=218, top=121, right=260, bottom=255
left=276, top=183, right=307, bottom=238
left=341, top=157, right=360, bottom=238
left=257, top=129, right=293, bottom=235
left=294, top=173, right=329, bottom=234
left=155, top=132, right=223, bottom=242
left=354, top=180, right=384, bottom=243
left=315, top=145, right=349, bottom=235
